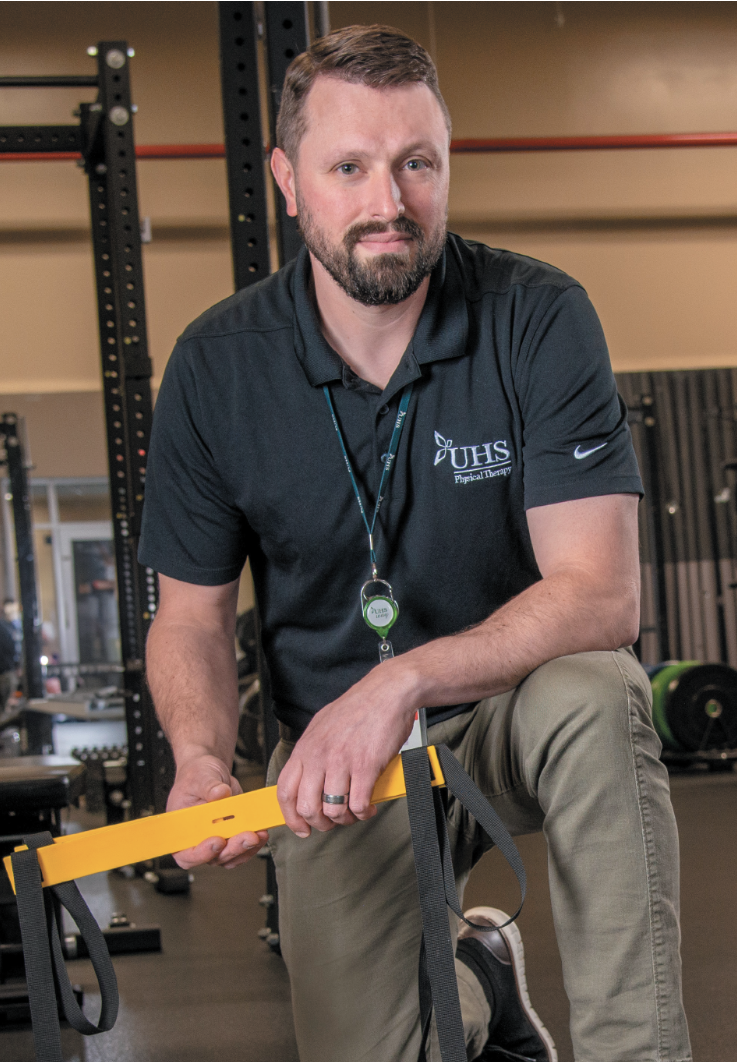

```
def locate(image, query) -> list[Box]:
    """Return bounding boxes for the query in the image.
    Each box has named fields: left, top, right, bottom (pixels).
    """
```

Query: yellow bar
left=3, top=747, right=444, bottom=892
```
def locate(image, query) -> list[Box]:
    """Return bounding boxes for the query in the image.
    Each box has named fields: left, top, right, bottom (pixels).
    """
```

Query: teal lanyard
left=323, top=382, right=413, bottom=580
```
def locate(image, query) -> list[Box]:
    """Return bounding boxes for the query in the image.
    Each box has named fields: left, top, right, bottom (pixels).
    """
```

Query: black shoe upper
left=456, top=937, right=550, bottom=1062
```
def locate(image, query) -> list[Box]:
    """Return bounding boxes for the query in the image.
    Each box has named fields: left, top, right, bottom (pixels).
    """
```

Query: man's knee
left=510, top=648, right=656, bottom=787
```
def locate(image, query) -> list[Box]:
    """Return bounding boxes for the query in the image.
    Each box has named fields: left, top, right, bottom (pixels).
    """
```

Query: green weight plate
left=650, top=662, right=700, bottom=751
left=666, top=663, right=736, bottom=752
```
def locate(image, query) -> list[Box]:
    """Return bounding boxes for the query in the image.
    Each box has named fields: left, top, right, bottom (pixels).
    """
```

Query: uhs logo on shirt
left=434, top=432, right=512, bottom=485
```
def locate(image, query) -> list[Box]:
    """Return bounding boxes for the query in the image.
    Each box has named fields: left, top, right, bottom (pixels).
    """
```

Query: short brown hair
left=276, top=24, right=452, bottom=162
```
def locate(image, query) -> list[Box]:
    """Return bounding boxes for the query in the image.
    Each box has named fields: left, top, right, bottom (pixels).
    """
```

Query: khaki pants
left=267, top=649, right=692, bottom=1062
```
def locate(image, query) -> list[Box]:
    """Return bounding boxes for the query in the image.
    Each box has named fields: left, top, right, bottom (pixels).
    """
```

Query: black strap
left=437, top=744, right=526, bottom=930
left=402, top=745, right=526, bottom=1062
left=403, top=747, right=467, bottom=1061
left=11, top=832, right=119, bottom=1062
left=12, top=749, right=519, bottom=1062
left=11, top=839, right=63, bottom=1062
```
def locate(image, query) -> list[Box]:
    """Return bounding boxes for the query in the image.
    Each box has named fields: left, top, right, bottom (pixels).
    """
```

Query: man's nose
left=366, top=169, right=404, bottom=222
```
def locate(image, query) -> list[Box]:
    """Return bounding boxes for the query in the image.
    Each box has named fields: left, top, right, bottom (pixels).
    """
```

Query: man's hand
left=277, top=658, right=420, bottom=837
left=167, top=754, right=268, bottom=869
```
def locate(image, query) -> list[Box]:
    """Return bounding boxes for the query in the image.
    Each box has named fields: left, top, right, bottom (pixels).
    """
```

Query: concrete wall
left=0, top=1, right=734, bottom=475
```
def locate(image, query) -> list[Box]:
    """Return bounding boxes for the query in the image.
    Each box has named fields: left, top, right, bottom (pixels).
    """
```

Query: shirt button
left=378, top=404, right=389, bottom=415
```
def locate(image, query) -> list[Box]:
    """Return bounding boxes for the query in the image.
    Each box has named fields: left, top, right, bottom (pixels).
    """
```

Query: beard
left=296, top=197, right=447, bottom=307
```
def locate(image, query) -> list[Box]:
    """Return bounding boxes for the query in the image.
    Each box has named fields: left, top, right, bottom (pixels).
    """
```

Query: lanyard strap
left=323, top=382, right=413, bottom=578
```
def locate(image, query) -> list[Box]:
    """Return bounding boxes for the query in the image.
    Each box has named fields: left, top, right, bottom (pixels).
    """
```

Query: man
left=140, top=26, right=691, bottom=1062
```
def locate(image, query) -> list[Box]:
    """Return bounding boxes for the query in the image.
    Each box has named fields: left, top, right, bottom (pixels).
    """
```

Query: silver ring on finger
left=322, top=792, right=349, bottom=805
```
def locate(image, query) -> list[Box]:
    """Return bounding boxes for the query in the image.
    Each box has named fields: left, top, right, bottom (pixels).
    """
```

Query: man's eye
left=406, top=159, right=427, bottom=171
left=338, top=163, right=358, bottom=175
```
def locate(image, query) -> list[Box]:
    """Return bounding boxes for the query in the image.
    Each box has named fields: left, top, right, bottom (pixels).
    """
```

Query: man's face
left=287, top=77, right=450, bottom=306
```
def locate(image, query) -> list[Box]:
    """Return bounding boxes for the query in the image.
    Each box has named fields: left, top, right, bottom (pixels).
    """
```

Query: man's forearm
left=146, top=577, right=267, bottom=868
left=146, top=614, right=240, bottom=768
left=393, top=566, right=640, bottom=713
left=275, top=494, right=641, bottom=834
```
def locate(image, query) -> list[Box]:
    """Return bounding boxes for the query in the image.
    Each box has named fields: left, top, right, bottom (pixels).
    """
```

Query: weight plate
left=666, top=663, right=736, bottom=752
left=650, top=662, right=699, bottom=750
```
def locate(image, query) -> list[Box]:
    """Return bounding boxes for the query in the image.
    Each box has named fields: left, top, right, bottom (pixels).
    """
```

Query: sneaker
left=456, top=906, right=557, bottom=1062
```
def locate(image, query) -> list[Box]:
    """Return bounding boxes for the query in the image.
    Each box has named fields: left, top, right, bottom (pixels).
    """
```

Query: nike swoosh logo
left=574, top=443, right=607, bottom=460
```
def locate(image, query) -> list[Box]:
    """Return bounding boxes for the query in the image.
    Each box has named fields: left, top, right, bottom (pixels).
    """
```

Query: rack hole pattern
left=219, top=3, right=272, bottom=289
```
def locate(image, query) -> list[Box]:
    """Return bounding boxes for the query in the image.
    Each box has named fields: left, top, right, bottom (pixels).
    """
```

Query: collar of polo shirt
left=291, top=236, right=470, bottom=400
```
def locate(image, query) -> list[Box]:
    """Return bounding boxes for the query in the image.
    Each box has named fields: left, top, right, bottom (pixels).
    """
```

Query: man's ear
left=271, top=148, right=298, bottom=218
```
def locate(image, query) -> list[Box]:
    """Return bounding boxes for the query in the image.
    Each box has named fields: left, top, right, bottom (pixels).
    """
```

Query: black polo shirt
left=139, top=234, right=642, bottom=731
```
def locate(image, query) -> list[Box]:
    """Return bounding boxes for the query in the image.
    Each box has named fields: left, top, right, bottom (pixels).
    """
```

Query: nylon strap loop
left=11, top=832, right=119, bottom=1062
left=436, top=744, right=526, bottom=928
left=11, top=838, right=63, bottom=1062
left=402, top=745, right=526, bottom=1061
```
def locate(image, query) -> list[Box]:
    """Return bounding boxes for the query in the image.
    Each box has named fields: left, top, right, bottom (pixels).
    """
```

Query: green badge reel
left=361, top=579, right=399, bottom=639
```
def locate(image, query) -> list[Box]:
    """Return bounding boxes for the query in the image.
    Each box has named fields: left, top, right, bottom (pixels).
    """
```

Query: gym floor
left=3, top=766, right=735, bottom=1062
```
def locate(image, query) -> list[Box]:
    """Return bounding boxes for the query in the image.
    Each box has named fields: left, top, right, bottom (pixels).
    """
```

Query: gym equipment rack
left=218, top=1, right=327, bottom=285
left=218, top=0, right=326, bottom=951
left=0, top=4, right=328, bottom=906
left=618, top=369, right=737, bottom=670
left=0, top=416, right=43, bottom=705
left=0, top=45, right=168, bottom=819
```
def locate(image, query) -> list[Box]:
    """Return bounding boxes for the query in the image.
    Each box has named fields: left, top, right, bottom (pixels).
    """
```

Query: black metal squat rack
left=219, top=1, right=324, bottom=283
left=0, top=2, right=326, bottom=848
left=0, top=46, right=167, bottom=818
left=218, top=0, right=328, bottom=948
left=0, top=415, right=44, bottom=705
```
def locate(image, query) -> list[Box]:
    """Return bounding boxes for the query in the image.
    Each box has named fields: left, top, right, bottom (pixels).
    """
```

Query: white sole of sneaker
left=463, top=906, right=558, bottom=1062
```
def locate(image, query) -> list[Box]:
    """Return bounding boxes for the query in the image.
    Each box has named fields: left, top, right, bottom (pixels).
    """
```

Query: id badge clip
left=361, top=579, right=427, bottom=751
left=361, top=578, right=398, bottom=639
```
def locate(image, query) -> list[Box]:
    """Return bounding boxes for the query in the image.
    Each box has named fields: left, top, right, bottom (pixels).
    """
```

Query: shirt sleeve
left=516, top=284, right=643, bottom=510
left=138, top=341, right=250, bottom=585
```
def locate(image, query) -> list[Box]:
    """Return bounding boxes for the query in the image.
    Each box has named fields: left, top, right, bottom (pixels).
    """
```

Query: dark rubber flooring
left=2, top=768, right=734, bottom=1062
